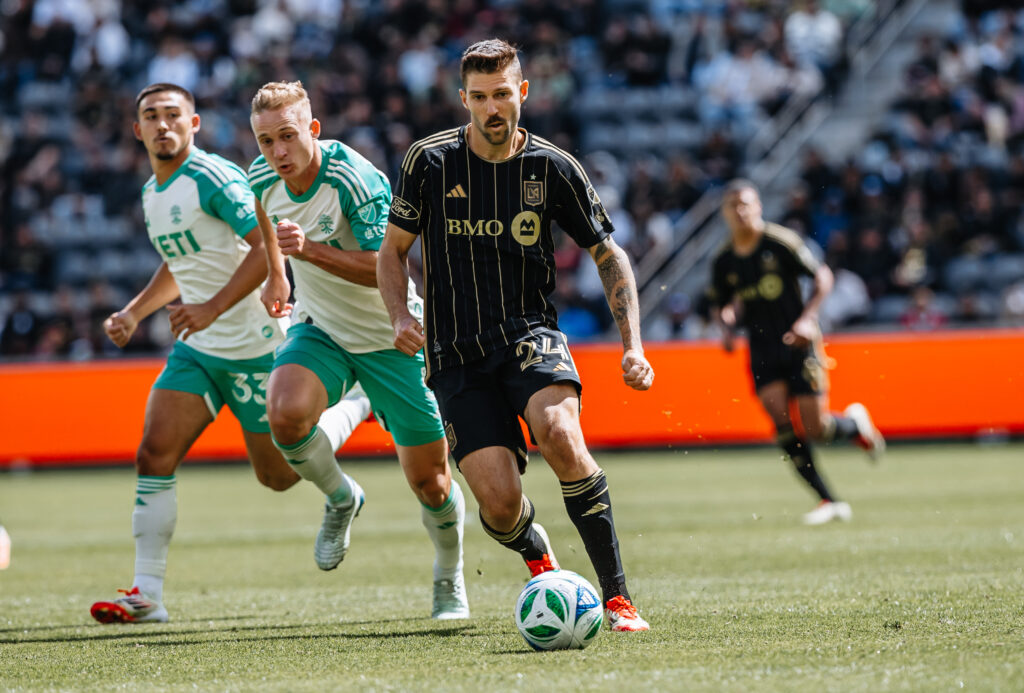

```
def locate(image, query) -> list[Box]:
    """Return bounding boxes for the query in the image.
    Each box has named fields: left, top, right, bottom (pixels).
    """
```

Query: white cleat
left=90, top=587, right=169, bottom=624
left=845, top=402, right=885, bottom=462
left=802, top=500, right=853, bottom=525
left=432, top=574, right=470, bottom=620
left=315, top=475, right=365, bottom=570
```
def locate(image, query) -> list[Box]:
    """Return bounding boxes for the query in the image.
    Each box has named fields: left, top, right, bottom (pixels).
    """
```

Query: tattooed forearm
left=590, top=239, right=641, bottom=349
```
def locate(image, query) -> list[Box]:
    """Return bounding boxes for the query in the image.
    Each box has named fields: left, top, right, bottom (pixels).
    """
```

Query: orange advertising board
left=1, top=329, right=1022, bottom=466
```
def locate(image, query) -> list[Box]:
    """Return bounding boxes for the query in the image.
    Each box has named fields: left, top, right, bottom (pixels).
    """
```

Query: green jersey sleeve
left=326, top=145, right=392, bottom=251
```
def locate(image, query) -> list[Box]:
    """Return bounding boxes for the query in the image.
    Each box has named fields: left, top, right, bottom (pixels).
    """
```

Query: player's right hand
left=393, top=315, right=425, bottom=356
left=103, top=310, right=137, bottom=348
left=261, top=273, right=293, bottom=318
left=276, top=218, right=308, bottom=258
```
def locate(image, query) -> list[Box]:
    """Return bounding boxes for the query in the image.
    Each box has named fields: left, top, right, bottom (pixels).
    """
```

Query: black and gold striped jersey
left=708, top=222, right=821, bottom=351
left=388, top=125, right=612, bottom=374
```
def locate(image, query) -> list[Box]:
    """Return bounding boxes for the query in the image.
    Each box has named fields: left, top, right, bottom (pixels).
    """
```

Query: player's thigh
left=270, top=322, right=356, bottom=418
left=429, top=361, right=530, bottom=475
left=140, top=387, right=214, bottom=475
left=240, top=430, right=299, bottom=491
left=351, top=348, right=444, bottom=448
left=756, top=380, right=792, bottom=428
left=458, top=445, right=526, bottom=526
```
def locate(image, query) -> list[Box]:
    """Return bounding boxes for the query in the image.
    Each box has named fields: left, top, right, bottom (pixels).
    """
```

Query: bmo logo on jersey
left=445, top=211, right=541, bottom=247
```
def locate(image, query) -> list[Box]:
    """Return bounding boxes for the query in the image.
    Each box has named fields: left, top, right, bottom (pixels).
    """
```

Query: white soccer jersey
left=248, top=139, right=422, bottom=353
left=142, top=147, right=286, bottom=359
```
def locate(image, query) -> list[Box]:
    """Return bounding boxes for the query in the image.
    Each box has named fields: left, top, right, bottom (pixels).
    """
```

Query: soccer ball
left=514, top=570, right=603, bottom=651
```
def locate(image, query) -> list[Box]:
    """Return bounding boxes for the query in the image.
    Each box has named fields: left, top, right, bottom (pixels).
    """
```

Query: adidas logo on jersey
left=553, top=362, right=572, bottom=372
left=445, top=184, right=467, bottom=198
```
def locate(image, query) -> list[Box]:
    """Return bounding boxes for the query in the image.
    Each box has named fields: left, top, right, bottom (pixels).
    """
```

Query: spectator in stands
left=0, top=290, right=41, bottom=357
left=900, top=286, right=949, bottom=330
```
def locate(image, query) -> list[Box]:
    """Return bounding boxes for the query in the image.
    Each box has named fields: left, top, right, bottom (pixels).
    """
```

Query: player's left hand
left=783, top=316, right=816, bottom=348
left=276, top=218, right=308, bottom=258
left=622, top=349, right=654, bottom=391
left=168, top=302, right=218, bottom=341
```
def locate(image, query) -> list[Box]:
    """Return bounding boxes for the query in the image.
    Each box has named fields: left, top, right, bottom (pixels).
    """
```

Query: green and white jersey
left=142, top=147, right=286, bottom=360
left=248, top=139, right=422, bottom=353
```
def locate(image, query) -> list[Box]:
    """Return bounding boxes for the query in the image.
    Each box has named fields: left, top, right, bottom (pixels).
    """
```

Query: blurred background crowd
left=2, top=0, right=1023, bottom=360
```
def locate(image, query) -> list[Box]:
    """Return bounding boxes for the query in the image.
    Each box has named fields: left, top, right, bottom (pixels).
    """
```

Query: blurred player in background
left=91, top=84, right=369, bottom=624
left=709, top=179, right=885, bottom=525
left=377, top=39, right=652, bottom=631
left=248, top=81, right=468, bottom=619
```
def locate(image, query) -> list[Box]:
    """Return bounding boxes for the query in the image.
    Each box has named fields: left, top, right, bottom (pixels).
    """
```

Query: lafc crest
left=524, top=180, right=544, bottom=206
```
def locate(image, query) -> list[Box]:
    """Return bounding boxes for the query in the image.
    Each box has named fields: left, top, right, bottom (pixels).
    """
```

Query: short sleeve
left=387, top=157, right=427, bottom=235
left=345, top=192, right=391, bottom=251
left=207, top=181, right=258, bottom=238
left=551, top=155, right=614, bottom=248
left=329, top=154, right=392, bottom=251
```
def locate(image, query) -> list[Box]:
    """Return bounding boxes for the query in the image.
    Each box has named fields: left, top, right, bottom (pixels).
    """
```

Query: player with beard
left=378, top=39, right=652, bottom=631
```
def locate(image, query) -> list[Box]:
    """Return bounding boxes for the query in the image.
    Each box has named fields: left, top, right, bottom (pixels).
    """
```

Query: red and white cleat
left=90, top=587, right=168, bottom=624
left=845, top=402, right=885, bottom=462
left=605, top=595, right=650, bottom=632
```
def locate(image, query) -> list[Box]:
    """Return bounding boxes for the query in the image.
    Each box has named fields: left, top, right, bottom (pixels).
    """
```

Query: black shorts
left=749, top=340, right=828, bottom=396
left=427, top=328, right=583, bottom=474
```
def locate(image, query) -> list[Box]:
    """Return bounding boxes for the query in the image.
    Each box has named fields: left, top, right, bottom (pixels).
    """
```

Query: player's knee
left=534, top=414, right=583, bottom=463
left=267, top=403, right=316, bottom=445
left=480, top=494, right=523, bottom=533
left=135, top=440, right=177, bottom=476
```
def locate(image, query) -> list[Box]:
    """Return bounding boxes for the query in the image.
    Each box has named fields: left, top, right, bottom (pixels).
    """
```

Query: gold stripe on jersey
left=531, top=135, right=594, bottom=191
left=763, top=222, right=806, bottom=254
left=764, top=222, right=819, bottom=271
left=401, top=128, right=460, bottom=175
left=532, top=138, right=598, bottom=235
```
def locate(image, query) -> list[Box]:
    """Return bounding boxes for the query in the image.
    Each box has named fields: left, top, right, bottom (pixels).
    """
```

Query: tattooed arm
left=587, top=237, right=654, bottom=391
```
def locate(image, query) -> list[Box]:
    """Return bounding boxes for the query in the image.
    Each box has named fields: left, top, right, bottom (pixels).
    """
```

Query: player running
left=377, top=39, right=652, bottom=631
left=248, top=81, right=468, bottom=619
left=709, top=179, right=885, bottom=525
left=90, top=84, right=370, bottom=624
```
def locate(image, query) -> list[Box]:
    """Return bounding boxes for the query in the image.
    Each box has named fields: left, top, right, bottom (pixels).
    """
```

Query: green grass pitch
left=1, top=443, right=1022, bottom=692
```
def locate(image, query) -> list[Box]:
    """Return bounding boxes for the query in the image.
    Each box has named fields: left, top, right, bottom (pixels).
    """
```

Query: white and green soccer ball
left=514, top=570, right=603, bottom=651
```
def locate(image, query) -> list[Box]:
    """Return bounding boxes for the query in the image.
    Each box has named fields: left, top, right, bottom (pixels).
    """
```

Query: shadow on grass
left=0, top=619, right=473, bottom=646
left=0, top=615, right=259, bottom=636
left=130, top=624, right=475, bottom=647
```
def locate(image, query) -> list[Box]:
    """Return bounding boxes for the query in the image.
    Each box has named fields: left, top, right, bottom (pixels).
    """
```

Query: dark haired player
left=378, top=39, right=652, bottom=631
left=709, top=179, right=885, bottom=525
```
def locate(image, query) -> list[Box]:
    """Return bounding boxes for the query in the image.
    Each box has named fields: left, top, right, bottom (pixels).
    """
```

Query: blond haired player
left=90, top=84, right=370, bottom=624
left=248, top=81, right=468, bottom=619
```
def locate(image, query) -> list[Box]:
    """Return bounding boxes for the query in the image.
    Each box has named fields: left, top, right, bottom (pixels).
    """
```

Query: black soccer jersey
left=708, top=222, right=821, bottom=352
left=388, top=125, right=612, bottom=374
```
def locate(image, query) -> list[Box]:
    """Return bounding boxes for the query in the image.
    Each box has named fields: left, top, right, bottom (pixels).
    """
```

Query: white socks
left=274, top=425, right=352, bottom=505
left=132, top=475, right=177, bottom=602
left=319, top=385, right=372, bottom=451
left=421, top=479, right=465, bottom=581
